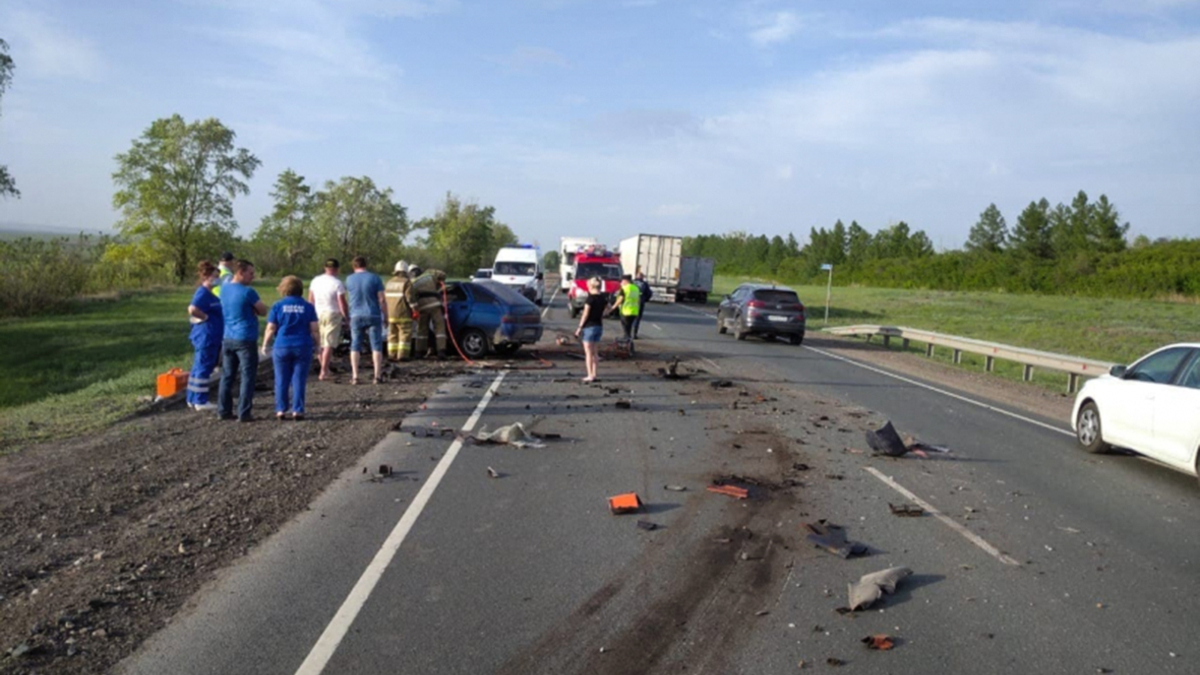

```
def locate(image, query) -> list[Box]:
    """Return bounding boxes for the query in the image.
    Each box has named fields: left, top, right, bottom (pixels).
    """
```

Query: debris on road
left=865, top=421, right=908, bottom=457
left=487, top=466, right=501, bottom=479
left=636, top=520, right=659, bottom=531
left=803, top=521, right=869, bottom=559
left=707, top=484, right=749, bottom=499
left=615, top=399, right=632, bottom=409
left=657, top=356, right=691, bottom=380
left=378, top=464, right=392, bottom=476
left=862, top=634, right=896, bottom=650
left=792, top=462, right=811, bottom=471
left=409, top=426, right=455, bottom=438
left=826, top=657, right=845, bottom=667
left=888, top=503, right=925, bottom=517
left=847, top=566, right=912, bottom=611
left=608, top=492, right=643, bottom=514
left=710, top=379, right=734, bottom=388
left=663, top=484, right=687, bottom=492
left=473, top=422, right=546, bottom=448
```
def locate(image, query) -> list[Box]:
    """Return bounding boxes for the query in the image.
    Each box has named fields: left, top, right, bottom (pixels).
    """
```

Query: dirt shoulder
left=0, top=359, right=471, bottom=674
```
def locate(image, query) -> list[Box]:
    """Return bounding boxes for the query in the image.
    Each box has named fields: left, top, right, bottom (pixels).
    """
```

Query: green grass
left=710, top=274, right=1200, bottom=388
left=0, top=282, right=277, bottom=449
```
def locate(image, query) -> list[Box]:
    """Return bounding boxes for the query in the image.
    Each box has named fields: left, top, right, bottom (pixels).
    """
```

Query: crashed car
left=1072, top=342, right=1200, bottom=483
left=444, top=280, right=544, bottom=359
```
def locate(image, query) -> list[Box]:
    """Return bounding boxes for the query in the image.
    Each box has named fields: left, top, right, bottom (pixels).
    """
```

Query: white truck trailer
left=618, top=234, right=682, bottom=303
left=676, top=256, right=715, bottom=303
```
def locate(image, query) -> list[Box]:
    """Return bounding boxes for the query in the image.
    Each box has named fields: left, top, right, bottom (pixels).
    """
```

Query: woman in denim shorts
left=574, top=277, right=608, bottom=382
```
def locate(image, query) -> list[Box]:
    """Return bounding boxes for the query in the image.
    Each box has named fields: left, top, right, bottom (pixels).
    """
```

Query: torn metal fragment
left=847, top=566, right=912, bottom=611
left=803, top=521, right=869, bottom=559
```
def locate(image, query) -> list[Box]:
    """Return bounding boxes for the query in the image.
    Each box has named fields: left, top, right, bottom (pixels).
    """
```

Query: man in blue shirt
left=217, top=260, right=268, bottom=421
left=345, top=255, right=388, bottom=384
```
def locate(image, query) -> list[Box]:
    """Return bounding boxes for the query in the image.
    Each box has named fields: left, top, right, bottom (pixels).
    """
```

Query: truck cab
left=492, top=245, right=544, bottom=305
left=566, top=245, right=623, bottom=318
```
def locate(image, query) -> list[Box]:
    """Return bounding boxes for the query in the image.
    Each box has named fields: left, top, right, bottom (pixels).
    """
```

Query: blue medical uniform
left=187, top=286, right=224, bottom=406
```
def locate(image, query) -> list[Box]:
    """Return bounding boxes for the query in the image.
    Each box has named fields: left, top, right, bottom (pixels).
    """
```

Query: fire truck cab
left=566, top=245, right=623, bottom=318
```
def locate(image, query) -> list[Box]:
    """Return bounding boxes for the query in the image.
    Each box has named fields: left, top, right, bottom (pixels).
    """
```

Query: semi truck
left=618, top=234, right=682, bottom=303
left=676, top=256, right=715, bottom=303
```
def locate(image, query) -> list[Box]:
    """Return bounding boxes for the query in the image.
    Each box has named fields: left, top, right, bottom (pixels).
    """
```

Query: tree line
left=685, top=194, right=1200, bottom=299
left=1, top=114, right=519, bottom=317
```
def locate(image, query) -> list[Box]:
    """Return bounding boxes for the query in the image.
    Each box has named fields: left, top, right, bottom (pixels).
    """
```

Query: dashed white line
left=540, top=287, right=560, bottom=319
left=865, top=466, right=1021, bottom=566
left=650, top=322, right=662, bottom=331
left=294, top=372, right=507, bottom=675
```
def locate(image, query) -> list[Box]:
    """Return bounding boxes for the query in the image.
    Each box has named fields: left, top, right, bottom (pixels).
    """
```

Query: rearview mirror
left=1109, top=364, right=1127, bottom=378
left=536, top=272, right=544, bottom=281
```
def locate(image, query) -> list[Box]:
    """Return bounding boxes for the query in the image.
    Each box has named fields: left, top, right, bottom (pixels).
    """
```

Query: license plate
left=767, top=315, right=788, bottom=322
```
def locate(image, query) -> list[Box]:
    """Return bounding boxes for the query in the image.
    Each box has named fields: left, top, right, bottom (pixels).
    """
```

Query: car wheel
left=460, top=328, right=489, bottom=360
left=1076, top=402, right=1109, bottom=454
left=790, top=333, right=804, bottom=346
left=717, top=316, right=727, bottom=334
left=734, top=323, right=747, bottom=341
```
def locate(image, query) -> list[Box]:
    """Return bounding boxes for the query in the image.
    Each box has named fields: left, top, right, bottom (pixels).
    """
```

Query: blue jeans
left=632, top=302, right=646, bottom=337
left=273, top=345, right=311, bottom=414
left=580, top=325, right=603, bottom=343
left=187, top=340, right=220, bottom=406
left=218, top=339, right=258, bottom=420
left=350, top=315, right=383, bottom=353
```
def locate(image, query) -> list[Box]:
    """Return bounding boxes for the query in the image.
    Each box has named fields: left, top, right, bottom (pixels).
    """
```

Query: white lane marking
left=699, top=356, right=722, bottom=372
left=540, top=287, right=560, bottom=319
left=803, top=344, right=1073, bottom=437
left=650, top=323, right=662, bottom=331
left=294, top=372, right=508, bottom=675
left=865, top=466, right=1021, bottom=566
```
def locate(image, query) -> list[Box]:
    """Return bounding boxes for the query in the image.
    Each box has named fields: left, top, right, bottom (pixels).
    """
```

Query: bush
left=0, top=236, right=96, bottom=317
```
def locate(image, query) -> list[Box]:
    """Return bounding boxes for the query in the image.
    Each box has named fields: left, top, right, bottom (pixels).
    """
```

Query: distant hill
left=0, top=222, right=113, bottom=241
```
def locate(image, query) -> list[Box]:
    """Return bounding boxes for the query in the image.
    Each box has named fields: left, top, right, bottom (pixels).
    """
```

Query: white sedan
left=1072, top=343, right=1200, bottom=481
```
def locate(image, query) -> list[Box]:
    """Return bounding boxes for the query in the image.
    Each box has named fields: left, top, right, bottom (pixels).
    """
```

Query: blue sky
left=2, top=0, right=1198, bottom=250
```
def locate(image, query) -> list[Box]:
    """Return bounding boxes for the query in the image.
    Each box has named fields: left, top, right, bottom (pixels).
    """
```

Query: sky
left=1, top=0, right=1199, bottom=250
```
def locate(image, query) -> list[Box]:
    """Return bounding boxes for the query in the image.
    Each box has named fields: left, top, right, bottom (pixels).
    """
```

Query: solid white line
left=865, top=466, right=1021, bottom=566
left=803, top=344, right=1073, bottom=437
left=294, top=372, right=508, bottom=675
left=540, top=287, right=560, bottom=319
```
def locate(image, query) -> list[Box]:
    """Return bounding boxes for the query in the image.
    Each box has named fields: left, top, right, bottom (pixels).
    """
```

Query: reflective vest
left=620, top=283, right=641, bottom=316
left=214, top=265, right=233, bottom=297
left=407, top=270, right=446, bottom=313
left=384, top=274, right=413, bottom=320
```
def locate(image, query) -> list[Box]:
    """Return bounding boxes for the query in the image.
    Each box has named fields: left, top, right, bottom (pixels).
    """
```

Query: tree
left=846, top=221, right=871, bottom=266
left=1, top=39, right=18, bottom=198
left=252, top=169, right=315, bottom=272
left=1010, top=199, right=1052, bottom=260
left=965, top=203, right=1008, bottom=254
left=310, top=176, right=409, bottom=266
left=1090, top=194, right=1128, bottom=254
left=543, top=250, right=560, bottom=270
left=1050, top=191, right=1092, bottom=257
left=418, top=192, right=515, bottom=277
left=112, top=115, right=260, bottom=282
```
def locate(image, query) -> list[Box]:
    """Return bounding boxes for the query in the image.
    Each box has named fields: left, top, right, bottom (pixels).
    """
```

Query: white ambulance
left=492, top=245, right=544, bottom=305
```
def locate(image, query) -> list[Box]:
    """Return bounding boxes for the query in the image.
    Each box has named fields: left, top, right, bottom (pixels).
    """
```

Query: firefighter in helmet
left=384, top=261, right=414, bottom=361
left=406, top=267, right=448, bottom=360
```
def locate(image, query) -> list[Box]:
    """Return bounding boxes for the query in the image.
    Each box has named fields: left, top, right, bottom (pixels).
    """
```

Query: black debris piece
left=636, top=520, right=659, bottom=531
left=710, top=379, right=734, bottom=388
left=803, top=521, right=869, bottom=559
left=658, top=356, right=691, bottom=380
left=792, top=462, right=811, bottom=471
left=888, top=503, right=925, bottom=517
left=615, top=400, right=632, bottom=409
left=865, top=421, right=908, bottom=457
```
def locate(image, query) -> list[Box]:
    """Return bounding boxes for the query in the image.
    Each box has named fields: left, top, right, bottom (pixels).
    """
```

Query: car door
left=718, top=286, right=741, bottom=326
left=1151, top=349, right=1200, bottom=469
left=444, top=284, right=472, bottom=335
left=1106, top=346, right=1194, bottom=452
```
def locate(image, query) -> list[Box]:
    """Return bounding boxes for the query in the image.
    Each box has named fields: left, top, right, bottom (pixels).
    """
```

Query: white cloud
left=3, top=9, right=105, bottom=81
left=749, top=11, right=800, bottom=46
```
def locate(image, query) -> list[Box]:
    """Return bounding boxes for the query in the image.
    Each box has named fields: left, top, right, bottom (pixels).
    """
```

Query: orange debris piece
left=608, top=493, right=642, bottom=514
left=706, top=484, right=749, bottom=499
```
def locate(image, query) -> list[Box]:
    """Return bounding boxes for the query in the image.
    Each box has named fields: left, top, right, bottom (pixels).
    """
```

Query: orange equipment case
left=156, top=368, right=189, bottom=397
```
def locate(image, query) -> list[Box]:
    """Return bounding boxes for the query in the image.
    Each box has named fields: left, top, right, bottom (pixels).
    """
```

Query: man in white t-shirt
left=308, top=258, right=350, bottom=381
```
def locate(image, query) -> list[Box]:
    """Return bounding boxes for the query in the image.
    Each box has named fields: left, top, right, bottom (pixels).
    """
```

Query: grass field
left=0, top=283, right=274, bottom=449
left=710, top=275, right=1200, bottom=390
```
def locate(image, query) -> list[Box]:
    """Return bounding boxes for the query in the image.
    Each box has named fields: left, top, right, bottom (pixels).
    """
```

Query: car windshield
left=753, top=290, right=800, bottom=304
left=474, top=269, right=492, bottom=278
left=494, top=262, right=536, bottom=276
left=476, top=280, right=532, bottom=306
left=1126, top=347, right=1192, bottom=383
left=576, top=263, right=623, bottom=280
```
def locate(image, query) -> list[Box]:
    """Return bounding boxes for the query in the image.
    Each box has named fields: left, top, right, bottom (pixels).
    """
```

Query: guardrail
left=821, top=325, right=1114, bottom=393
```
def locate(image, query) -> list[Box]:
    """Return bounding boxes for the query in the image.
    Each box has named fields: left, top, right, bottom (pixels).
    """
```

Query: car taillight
left=747, top=300, right=766, bottom=308
left=501, top=315, right=515, bottom=324
left=790, top=303, right=805, bottom=312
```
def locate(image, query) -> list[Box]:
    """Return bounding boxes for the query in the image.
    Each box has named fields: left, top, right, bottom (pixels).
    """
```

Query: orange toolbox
left=156, top=368, right=189, bottom=397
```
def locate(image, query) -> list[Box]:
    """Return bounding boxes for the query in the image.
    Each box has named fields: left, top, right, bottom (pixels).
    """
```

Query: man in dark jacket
left=632, top=272, right=652, bottom=339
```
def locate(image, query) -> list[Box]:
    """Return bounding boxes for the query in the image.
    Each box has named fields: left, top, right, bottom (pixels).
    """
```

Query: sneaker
left=194, top=403, right=218, bottom=412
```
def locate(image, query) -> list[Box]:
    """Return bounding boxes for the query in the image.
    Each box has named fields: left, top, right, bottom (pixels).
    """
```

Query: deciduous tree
left=1, top=38, right=18, bottom=198
left=112, top=115, right=260, bottom=282
left=418, top=192, right=516, bottom=277
left=310, top=176, right=409, bottom=266
left=252, top=169, right=315, bottom=272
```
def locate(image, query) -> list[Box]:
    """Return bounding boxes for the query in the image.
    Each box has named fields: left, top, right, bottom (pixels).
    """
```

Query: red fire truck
left=567, top=245, right=624, bottom=318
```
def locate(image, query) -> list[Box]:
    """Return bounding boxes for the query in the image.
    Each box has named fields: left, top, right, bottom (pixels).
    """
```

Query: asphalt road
left=119, top=292, right=1200, bottom=675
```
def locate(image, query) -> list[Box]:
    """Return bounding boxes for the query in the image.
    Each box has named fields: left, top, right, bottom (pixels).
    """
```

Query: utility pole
left=821, top=263, right=833, bottom=324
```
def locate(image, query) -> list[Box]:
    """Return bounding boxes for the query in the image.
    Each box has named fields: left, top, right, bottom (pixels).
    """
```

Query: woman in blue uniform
left=261, top=276, right=319, bottom=421
left=186, top=261, right=224, bottom=411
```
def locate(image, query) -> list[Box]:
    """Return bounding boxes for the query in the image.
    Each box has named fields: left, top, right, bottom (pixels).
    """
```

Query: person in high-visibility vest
left=384, top=261, right=414, bottom=361
left=406, top=268, right=448, bottom=360
left=214, top=251, right=234, bottom=297
left=609, top=274, right=641, bottom=340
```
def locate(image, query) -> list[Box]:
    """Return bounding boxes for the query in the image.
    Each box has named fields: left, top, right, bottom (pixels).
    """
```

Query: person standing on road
left=261, top=276, right=319, bottom=421
left=186, top=260, right=224, bottom=411
left=406, top=268, right=448, bottom=360
left=574, top=276, right=607, bottom=382
left=214, top=251, right=235, bottom=297
left=384, top=261, right=415, bottom=361
left=609, top=274, right=641, bottom=341
left=632, top=272, right=652, bottom=339
left=217, top=260, right=268, bottom=422
left=345, top=256, right=387, bottom=384
left=308, top=258, right=349, bottom=381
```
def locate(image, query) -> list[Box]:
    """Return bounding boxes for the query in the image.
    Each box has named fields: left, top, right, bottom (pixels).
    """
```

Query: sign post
left=820, top=263, right=833, bottom=324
